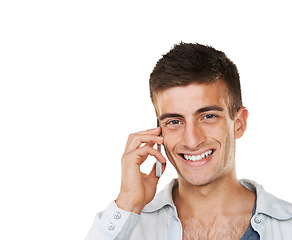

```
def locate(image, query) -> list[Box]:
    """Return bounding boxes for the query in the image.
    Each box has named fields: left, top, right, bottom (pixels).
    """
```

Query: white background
left=1, top=1, right=292, bottom=239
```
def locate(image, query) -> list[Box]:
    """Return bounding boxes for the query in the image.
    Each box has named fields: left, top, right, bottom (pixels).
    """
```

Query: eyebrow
left=195, top=105, right=224, bottom=114
left=159, top=113, right=184, bottom=121
left=159, top=105, right=224, bottom=121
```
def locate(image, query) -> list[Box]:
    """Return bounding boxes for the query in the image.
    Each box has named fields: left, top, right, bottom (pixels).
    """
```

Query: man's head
left=149, top=42, right=242, bottom=119
left=149, top=43, right=248, bottom=186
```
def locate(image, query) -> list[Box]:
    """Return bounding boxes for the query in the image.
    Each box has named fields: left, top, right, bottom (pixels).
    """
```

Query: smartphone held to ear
left=156, top=119, right=162, bottom=177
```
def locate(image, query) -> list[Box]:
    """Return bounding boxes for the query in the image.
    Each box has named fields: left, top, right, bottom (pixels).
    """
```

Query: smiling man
left=85, top=43, right=292, bottom=240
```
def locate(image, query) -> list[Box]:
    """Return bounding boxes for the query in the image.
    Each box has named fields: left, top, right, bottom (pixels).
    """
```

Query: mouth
left=180, top=149, right=214, bottom=162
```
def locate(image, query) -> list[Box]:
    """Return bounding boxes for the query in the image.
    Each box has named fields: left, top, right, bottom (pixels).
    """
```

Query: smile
left=182, top=150, right=214, bottom=161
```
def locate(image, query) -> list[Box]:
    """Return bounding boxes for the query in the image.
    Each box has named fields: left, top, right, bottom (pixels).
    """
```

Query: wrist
left=115, top=196, right=144, bottom=215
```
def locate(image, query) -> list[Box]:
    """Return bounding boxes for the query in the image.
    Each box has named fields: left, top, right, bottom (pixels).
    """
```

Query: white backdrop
left=1, top=1, right=292, bottom=239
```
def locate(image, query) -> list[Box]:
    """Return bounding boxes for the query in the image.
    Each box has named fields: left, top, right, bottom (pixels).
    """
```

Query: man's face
left=156, top=81, right=243, bottom=187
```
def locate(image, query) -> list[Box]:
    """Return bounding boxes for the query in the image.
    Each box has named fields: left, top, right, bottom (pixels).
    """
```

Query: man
left=85, top=43, right=292, bottom=239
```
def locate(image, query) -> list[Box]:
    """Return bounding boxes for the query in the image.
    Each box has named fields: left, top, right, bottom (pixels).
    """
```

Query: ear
left=234, top=107, right=249, bottom=139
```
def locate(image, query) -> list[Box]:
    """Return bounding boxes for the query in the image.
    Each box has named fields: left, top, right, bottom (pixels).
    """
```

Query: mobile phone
left=156, top=119, right=162, bottom=177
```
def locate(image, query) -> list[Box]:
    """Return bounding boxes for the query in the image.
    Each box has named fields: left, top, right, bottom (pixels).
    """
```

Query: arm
left=84, top=201, right=140, bottom=240
left=85, top=127, right=166, bottom=239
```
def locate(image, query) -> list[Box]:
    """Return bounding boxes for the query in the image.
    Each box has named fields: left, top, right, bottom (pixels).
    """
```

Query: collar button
left=254, top=217, right=261, bottom=224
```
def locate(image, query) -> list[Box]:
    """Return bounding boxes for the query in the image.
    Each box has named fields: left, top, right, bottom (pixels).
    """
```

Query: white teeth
left=184, top=150, right=213, bottom=162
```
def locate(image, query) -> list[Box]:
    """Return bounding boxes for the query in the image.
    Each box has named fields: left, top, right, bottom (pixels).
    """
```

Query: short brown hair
left=149, top=42, right=242, bottom=118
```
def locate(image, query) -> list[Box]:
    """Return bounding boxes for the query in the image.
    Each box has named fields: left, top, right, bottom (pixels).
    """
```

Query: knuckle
left=128, top=133, right=135, bottom=140
left=121, top=152, right=131, bottom=163
left=128, top=133, right=140, bottom=143
left=143, top=145, right=156, bottom=155
left=142, top=144, right=152, bottom=151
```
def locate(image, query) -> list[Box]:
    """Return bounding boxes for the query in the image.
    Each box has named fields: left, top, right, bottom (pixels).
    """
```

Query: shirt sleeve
left=84, top=201, right=140, bottom=240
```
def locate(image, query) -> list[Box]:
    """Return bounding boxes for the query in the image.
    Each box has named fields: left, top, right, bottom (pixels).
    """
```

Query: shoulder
left=240, top=179, right=292, bottom=238
left=240, top=179, right=292, bottom=220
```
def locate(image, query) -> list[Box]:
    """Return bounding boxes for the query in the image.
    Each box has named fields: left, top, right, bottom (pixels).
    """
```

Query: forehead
left=155, top=81, right=229, bottom=116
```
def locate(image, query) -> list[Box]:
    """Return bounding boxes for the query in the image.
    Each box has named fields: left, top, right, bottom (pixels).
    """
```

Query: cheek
left=162, top=137, right=179, bottom=160
left=163, top=129, right=183, bottom=149
left=203, top=120, right=234, bottom=141
left=220, top=127, right=236, bottom=161
left=203, top=125, right=224, bottom=142
left=163, top=135, right=175, bottom=151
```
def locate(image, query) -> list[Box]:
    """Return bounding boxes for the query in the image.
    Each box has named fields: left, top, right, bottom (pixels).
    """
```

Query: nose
left=181, top=122, right=206, bottom=150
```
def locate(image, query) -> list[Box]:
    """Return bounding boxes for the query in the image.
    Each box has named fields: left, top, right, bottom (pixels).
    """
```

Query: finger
left=125, top=133, right=163, bottom=153
left=137, top=145, right=166, bottom=163
left=127, top=144, right=166, bottom=165
left=135, top=127, right=162, bottom=135
left=145, top=142, right=155, bottom=148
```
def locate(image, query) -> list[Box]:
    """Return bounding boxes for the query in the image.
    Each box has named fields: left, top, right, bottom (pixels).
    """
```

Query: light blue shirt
left=85, top=179, right=292, bottom=240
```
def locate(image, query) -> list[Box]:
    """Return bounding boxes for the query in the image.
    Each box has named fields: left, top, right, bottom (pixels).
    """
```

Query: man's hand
left=116, top=127, right=167, bottom=214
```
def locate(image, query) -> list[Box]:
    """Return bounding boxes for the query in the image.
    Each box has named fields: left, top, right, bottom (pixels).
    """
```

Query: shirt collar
left=143, top=179, right=177, bottom=213
left=143, top=178, right=292, bottom=221
left=240, top=179, right=292, bottom=220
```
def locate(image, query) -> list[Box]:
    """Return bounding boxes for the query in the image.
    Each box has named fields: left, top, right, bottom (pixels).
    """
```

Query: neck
left=173, top=174, right=255, bottom=219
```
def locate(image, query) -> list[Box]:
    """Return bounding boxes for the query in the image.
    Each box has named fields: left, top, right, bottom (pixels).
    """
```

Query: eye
left=166, top=119, right=183, bottom=125
left=202, top=114, right=217, bottom=120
